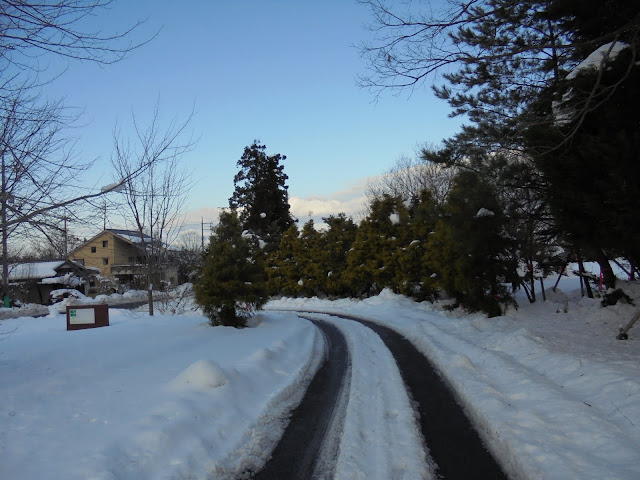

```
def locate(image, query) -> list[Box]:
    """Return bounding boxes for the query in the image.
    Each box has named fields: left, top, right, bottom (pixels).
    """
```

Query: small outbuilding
left=5, top=260, right=98, bottom=304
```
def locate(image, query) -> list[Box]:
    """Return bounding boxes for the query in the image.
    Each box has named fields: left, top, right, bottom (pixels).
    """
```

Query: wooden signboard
left=66, top=304, right=109, bottom=331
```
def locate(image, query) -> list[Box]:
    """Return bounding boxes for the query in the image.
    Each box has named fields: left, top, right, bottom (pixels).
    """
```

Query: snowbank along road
left=254, top=311, right=508, bottom=479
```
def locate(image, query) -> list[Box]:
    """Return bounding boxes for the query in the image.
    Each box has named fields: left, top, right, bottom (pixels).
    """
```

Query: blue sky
left=44, top=0, right=461, bottom=229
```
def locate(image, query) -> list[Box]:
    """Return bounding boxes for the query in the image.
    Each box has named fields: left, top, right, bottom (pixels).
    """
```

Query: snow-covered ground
left=0, top=289, right=150, bottom=320
left=1, top=273, right=639, bottom=479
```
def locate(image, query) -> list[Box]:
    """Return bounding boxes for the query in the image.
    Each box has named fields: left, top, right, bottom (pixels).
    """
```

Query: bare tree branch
left=110, top=102, right=195, bottom=315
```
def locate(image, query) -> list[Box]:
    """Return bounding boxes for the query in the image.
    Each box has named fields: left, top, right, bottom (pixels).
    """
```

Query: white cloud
left=180, top=177, right=377, bottom=232
left=289, top=178, right=372, bottom=226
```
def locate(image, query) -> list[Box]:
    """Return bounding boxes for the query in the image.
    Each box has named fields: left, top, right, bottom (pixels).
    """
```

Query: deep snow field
left=1, top=272, right=639, bottom=479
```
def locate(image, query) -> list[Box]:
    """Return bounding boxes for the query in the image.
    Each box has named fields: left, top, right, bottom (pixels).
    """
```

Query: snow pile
left=122, top=289, right=148, bottom=299
left=0, top=303, right=48, bottom=320
left=168, top=359, right=228, bottom=391
left=40, top=272, right=84, bottom=287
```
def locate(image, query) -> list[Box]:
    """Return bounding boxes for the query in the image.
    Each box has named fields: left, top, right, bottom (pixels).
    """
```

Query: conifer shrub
left=195, top=211, right=267, bottom=327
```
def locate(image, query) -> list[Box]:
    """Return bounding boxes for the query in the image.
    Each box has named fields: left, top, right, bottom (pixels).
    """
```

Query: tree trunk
left=147, top=259, right=154, bottom=316
left=576, top=253, right=594, bottom=298
left=528, top=262, right=536, bottom=303
left=593, top=248, right=616, bottom=290
left=539, top=277, right=546, bottom=301
left=1, top=151, right=8, bottom=299
left=521, top=279, right=534, bottom=303
left=553, top=260, right=568, bottom=293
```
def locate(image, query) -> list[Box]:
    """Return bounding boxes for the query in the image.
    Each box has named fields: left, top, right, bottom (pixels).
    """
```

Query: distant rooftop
left=4, top=260, right=92, bottom=281
left=107, top=229, right=152, bottom=243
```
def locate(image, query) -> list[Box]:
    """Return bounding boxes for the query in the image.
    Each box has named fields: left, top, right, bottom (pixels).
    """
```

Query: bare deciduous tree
left=1, top=0, right=154, bottom=90
left=367, top=150, right=456, bottom=207
left=0, top=1, right=158, bottom=297
left=110, top=104, right=195, bottom=315
left=0, top=90, right=94, bottom=295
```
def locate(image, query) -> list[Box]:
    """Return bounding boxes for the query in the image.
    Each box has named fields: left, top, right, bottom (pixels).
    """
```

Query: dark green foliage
left=362, top=0, right=640, bottom=288
left=229, top=141, right=295, bottom=251
left=319, top=214, right=358, bottom=297
left=266, top=224, right=303, bottom=297
left=394, top=190, right=440, bottom=301
left=267, top=216, right=358, bottom=299
left=496, top=158, right=564, bottom=302
left=297, top=220, right=324, bottom=296
left=266, top=220, right=325, bottom=297
left=194, top=211, right=267, bottom=327
left=550, top=0, right=640, bottom=55
left=428, top=171, right=518, bottom=316
left=528, top=43, right=640, bottom=282
left=344, top=195, right=407, bottom=297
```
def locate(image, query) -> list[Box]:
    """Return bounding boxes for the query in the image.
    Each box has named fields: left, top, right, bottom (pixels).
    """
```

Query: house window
left=128, top=256, right=134, bottom=263
left=91, top=246, right=96, bottom=253
left=102, top=240, right=108, bottom=248
left=103, top=258, right=109, bottom=265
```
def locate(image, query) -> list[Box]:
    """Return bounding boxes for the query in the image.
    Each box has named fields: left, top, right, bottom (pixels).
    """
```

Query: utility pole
left=103, top=199, right=107, bottom=231
left=63, top=216, right=68, bottom=258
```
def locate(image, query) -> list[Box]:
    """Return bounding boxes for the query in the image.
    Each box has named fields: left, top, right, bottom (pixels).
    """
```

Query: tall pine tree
left=361, top=0, right=640, bottom=289
left=229, top=141, right=295, bottom=251
left=526, top=2, right=640, bottom=285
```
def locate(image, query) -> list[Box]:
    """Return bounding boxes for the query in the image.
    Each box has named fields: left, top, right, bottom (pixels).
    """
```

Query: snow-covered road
left=301, top=314, right=432, bottom=480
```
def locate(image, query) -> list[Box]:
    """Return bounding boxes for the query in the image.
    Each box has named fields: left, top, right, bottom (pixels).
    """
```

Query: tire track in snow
left=313, top=313, right=432, bottom=480
left=295, top=310, right=508, bottom=479
left=253, top=318, right=350, bottom=480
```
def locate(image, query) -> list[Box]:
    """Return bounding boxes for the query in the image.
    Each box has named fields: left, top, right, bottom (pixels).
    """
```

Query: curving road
left=253, top=311, right=508, bottom=479
left=254, top=318, right=351, bottom=480
left=336, top=313, right=507, bottom=479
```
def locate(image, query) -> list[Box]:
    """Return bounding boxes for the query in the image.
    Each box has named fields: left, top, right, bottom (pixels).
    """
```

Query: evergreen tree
left=362, top=0, right=640, bottom=289
left=526, top=7, right=640, bottom=285
left=319, top=213, right=358, bottom=297
left=361, top=1, right=574, bottom=155
left=344, top=195, right=407, bottom=297
left=194, top=210, right=267, bottom=327
left=427, top=170, right=518, bottom=316
left=229, top=141, right=295, bottom=251
left=297, top=220, right=324, bottom=296
left=266, top=224, right=298, bottom=296
left=395, top=190, right=440, bottom=301
left=496, top=158, right=563, bottom=302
